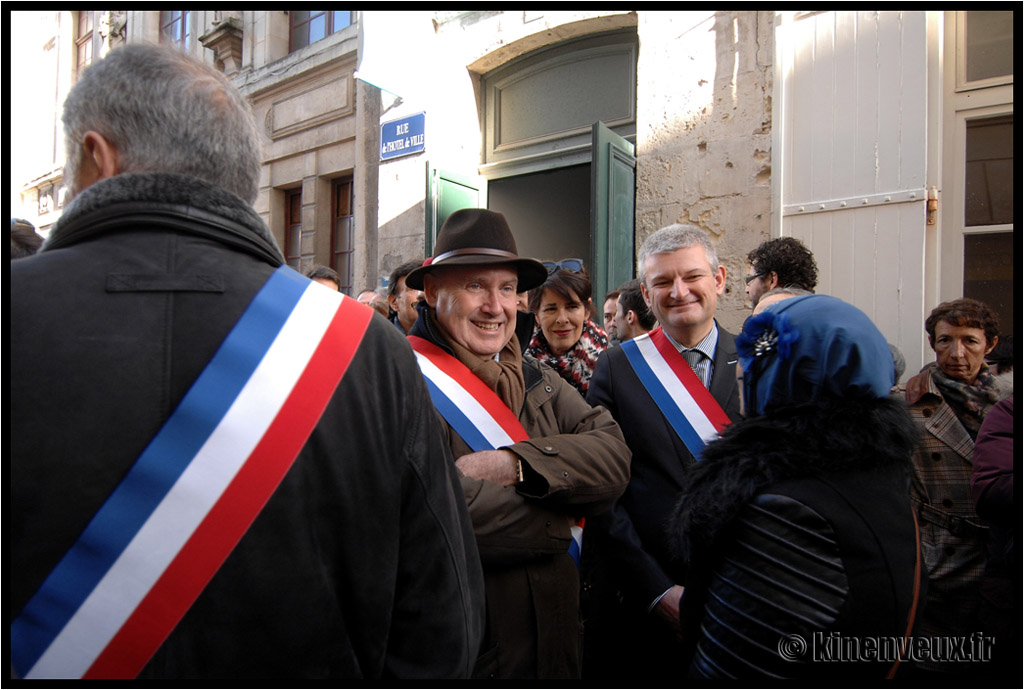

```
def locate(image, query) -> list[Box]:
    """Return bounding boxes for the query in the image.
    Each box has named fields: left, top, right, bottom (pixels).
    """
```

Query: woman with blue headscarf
left=670, top=294, right=922, bottom=679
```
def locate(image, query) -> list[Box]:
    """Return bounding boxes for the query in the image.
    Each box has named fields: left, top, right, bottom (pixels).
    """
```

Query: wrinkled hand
left=654, top=584, right=684, bottom=638
left=455, top=449, right=520, bottom=487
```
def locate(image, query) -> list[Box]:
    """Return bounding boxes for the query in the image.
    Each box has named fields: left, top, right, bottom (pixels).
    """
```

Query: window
left=75, top=12, right=94, bottom=79
left=481, top=31, right=637, bottom=173
left=160, top=11, right=192, bottom=48
left=290, top=11, right=353, bottom=52
left=964, top=115, right=1014, bottom=227
left=957, top=10, right=1014, bottom=90
left=285, top=189, right=303, bottom=269
left=331, top=179, right=355, bottom=293
left=963, top=113, right=1015, bottom=338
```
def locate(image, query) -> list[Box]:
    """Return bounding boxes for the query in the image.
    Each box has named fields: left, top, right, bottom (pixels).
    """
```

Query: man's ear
left=766, top=271, right=780, bottom=290
left=713, top=264, right=727, bottom=296
left=84, top=131, right=121, bottom=178
left=77, top=131, right=121, bottom=189
left=626, top=309, right=637, bottom=325
left=421, top=274, right=438, bottom=308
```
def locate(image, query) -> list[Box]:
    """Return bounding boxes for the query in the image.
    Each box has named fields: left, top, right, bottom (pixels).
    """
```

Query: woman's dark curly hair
left=925, top=298, right=1000, bottom=347
left=747, top=237, right=818, bottom=291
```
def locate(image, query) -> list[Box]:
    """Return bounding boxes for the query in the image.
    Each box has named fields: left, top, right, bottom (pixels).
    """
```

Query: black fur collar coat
left=669, top=397, right=923, bottom=679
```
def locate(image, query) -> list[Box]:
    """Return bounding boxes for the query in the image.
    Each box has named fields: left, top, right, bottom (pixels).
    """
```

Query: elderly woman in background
left=671, top=294, right=922, bottom=679
left=526, top=259, right=608, bottom=395
left=902, top=298, right=1012, bottom=676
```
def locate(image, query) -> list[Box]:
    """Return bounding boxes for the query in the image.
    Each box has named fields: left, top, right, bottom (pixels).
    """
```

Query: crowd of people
left=11, top=43, right=1015, bottom=681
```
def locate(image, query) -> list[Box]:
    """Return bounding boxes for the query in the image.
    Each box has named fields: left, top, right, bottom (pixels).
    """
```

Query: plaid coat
left=902, top=365, right=991, bottom=651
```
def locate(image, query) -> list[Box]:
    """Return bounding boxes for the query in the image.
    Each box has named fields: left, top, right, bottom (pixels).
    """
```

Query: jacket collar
left=708, top=325, right=741, bottom=421
left=905, top=363, right=974, bottom=462
left=904, top=363, right=941, bottom=406
left=45, top=173, right=283, bottom=266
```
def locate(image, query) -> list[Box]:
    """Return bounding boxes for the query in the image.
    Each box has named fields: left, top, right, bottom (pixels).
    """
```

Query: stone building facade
left=10, top=10, right=1014, bottom=369
left=328, top=10, right=777, bottom=331
left=11, top=10, right=772, bottom=330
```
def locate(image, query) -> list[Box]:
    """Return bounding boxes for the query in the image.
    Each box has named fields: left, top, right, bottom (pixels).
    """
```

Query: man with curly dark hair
left=744, top=236, right=818, bottom=307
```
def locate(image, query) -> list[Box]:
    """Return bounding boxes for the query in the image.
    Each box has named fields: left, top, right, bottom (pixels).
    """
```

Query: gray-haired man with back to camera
left=11, top=43, right=483, bottom=680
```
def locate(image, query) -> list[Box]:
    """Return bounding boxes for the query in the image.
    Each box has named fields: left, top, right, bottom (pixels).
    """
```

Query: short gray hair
left=637, top=224, right=719, bottom=284
left=62, top=43, right=262, bottom=203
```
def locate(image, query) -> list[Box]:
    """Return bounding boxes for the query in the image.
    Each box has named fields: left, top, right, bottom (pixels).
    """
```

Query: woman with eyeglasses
left=526, top=259, right=608, bottom=395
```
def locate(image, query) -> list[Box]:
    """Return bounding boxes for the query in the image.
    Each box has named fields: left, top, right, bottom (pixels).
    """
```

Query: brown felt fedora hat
left=405, top=208, right=547, bottom=291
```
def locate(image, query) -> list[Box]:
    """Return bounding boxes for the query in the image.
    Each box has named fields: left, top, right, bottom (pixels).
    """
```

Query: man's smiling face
left=641, top=245, right=725, bottom=347
left=424, top=264, right=519, bottom=360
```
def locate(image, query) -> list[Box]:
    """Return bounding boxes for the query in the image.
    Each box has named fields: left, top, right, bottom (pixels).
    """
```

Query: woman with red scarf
left=526, top=259, right=608, bottom=395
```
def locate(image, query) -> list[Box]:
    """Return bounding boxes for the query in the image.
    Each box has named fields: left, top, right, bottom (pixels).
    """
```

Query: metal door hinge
left=926, top=186, right=939, bottom=226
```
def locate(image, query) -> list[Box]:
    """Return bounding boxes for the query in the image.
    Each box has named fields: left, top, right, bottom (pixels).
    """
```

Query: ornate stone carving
left=200, top=16, right=244, bottom=75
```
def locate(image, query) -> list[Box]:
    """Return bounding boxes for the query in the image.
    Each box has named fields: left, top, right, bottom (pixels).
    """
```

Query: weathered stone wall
left=372, top=10, right=773, bottom=320
left=636, top=11, right=774, bottom=332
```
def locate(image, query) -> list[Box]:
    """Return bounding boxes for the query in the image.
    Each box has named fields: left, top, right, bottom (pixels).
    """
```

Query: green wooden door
left=425, top=163, right=488, bottom=255
left=590, top=121, right=636, bottom=308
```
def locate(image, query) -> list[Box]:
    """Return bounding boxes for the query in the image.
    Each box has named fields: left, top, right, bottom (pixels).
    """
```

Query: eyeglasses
left=744, top=273, right=765, bottom=285
left=543, top=258, right=585, bottom=275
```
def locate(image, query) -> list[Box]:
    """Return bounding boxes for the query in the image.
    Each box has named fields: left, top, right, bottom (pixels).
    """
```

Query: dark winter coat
left=970, top=396, right=1016, bottom=673
left=584, top=326, right=742, bottom=611
left=11, top=172, right=485, bottom=679
left=671, top=397, right=923, bottom=679
left=578, top=328, right=741, bottom=679
left=409, top=305, right=631, bottom=679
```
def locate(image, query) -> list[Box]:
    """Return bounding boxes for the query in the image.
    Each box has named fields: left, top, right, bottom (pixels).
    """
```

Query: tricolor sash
left=408, top=335, right=529, bottom=450
left=12, top=265, right=373, bottom=679
left=408, top=335, right=585, bottom=567
left=620, top=327, right=731, bottom=458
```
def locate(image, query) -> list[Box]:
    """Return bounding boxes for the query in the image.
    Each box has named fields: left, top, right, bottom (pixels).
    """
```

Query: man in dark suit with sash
left=583, top=224, right=742, bottom=678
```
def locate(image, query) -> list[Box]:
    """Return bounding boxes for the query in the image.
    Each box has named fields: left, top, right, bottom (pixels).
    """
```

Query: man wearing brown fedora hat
left=406, top=208, right=631, bottom=679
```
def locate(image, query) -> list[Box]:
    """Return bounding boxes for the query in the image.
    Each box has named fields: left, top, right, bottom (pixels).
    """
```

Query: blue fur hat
left=735, top=294, right=895, bottom=416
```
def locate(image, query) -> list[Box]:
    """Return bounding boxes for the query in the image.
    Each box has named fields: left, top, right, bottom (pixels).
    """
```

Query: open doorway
left=487, top=164, right=591, bottom=264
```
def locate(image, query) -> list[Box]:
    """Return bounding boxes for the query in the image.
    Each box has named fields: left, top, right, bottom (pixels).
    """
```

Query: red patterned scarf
left=526, top=318, right=608, bottom=395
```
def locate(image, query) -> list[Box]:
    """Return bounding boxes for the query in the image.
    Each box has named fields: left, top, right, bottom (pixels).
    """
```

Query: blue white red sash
left=620, top=327, right=730, bottom=458
left=12, top=266, right=373, bottom=679
left=408, top=335, right=586, bottom=567
left=408, top=335, right=529, bottom=450
left=568, top=523, right=584, bottom=567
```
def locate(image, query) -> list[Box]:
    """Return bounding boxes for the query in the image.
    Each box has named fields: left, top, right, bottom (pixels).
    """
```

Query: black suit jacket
left=585, top=324, right=742, bottom=610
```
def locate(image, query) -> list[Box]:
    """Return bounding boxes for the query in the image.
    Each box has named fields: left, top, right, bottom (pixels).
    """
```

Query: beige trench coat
left=901, top=363, right=1011, bottom=666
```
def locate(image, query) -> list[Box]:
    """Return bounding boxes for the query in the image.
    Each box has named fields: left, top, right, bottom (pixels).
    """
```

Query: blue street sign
left=380, top=112, right=426, bottom=161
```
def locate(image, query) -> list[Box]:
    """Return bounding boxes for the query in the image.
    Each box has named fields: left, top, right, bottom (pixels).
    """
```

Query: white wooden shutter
left=774, top=10, right=931, bottom=379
